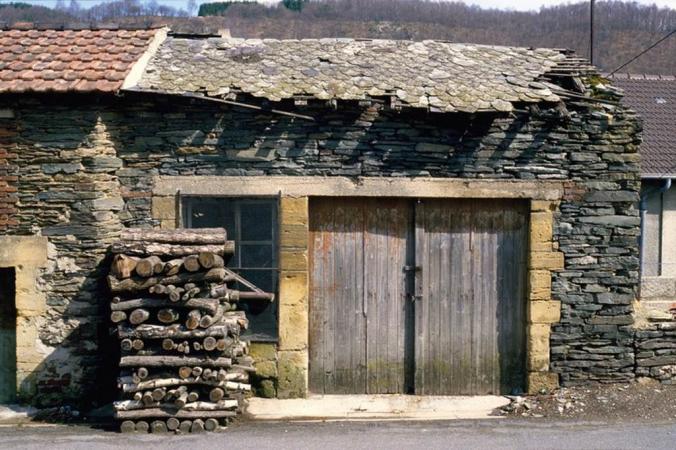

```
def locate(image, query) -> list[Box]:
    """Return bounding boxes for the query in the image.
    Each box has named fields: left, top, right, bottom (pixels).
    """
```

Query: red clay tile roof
left=0, top=28, right=160, bottom=93
left=612, top=74, right=676, bottom=178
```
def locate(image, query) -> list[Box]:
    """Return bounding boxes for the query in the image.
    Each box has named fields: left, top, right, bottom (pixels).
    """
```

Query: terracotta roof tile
left=0, top=28, right=160, bottom=93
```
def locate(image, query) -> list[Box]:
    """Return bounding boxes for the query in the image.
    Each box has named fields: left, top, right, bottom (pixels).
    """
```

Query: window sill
left=242, top=332, right=279, bottom=343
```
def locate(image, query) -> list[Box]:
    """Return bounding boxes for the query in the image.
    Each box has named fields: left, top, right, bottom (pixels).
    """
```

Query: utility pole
left=590, top=0, right=595, bottom=65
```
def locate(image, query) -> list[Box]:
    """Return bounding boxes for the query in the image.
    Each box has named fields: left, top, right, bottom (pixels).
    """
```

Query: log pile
left=108, top=228, right=273, bottom=433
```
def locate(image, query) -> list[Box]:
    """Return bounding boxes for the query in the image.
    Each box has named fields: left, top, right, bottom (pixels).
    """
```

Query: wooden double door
left=309, top=198, right=528, bottom=395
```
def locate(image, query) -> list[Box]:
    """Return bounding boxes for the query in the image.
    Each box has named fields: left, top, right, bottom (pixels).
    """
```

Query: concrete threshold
left=245, top=395, right=510, bottom=421
left=0, top=404, right=39, bottom=425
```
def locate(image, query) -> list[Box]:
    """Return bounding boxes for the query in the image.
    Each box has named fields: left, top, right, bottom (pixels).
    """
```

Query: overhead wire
left=608, top=28, right=675, bottom=77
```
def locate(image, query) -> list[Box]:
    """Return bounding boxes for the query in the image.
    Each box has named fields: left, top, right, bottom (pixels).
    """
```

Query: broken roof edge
left=121, top=86, right=562, bottom=119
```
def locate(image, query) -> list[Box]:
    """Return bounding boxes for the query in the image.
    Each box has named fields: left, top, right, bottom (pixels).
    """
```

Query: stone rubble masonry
left=0, top=109, right=18, bottom=231
left=1, top=84, right=646, bottom=405
left=635, top=317, right=676, bottom=384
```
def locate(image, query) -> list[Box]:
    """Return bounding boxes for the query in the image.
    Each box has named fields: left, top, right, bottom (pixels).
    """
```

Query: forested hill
left=1, top=0, right=674, bottom=74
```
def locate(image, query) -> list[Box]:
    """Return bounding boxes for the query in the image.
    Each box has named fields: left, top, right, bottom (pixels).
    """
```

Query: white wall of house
left=662, top=186, right=676, bottom=278
left=641, top=181, right=676, bottom=310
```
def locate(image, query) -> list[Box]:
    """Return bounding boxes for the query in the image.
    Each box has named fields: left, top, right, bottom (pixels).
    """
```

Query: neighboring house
left=1, top=27, right=669, bottom=408
left=612, top=74, right=676, bottom=312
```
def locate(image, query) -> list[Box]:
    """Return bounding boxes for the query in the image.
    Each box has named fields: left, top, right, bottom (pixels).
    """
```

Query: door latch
left=408, top=294, right=423, bottom=303
left=403, top=265, right=421, bottom=272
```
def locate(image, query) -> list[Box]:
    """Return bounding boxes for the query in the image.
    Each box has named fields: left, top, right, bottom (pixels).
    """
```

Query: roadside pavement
left=1, top=418, right=675, bottom=450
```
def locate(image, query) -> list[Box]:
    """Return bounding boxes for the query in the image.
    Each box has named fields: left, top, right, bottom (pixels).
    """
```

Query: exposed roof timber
left=121, top=87, right=316, bottom=121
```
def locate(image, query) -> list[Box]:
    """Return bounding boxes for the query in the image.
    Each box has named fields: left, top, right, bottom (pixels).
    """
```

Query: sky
left=14, top=0, right=676, bottom=13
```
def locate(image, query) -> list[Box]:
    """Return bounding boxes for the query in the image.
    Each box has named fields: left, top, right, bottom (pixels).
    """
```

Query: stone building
left=0, top=27, right=671, bottom=408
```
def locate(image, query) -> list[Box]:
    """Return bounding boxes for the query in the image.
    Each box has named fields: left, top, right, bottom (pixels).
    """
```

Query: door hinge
left=408, top=294, right=423, bottom=303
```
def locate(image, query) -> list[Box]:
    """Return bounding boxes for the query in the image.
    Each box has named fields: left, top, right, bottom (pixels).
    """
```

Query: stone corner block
left=279, top=271, right=308, bottom=307
left=151, top=196, right=177, bottom=220
left=279, top=303, right=309, bottom=352
left=276, top=350, right=308, bottom=399
left=529, top=251, right=564, bottom=270
left=528, top=300, right=561, bottom=324
left=530, top=211, right=553, bottom=243
left=527, top=323, right=551, bottom=371
left=528, top=270, right=552, bottom=300
left=527, top=372, right=559, bottom=394
left=280, top=196, right=309, bottom=226
left=280, top=250, right=308, bottom=272
left=280, top=223, right=309, bottom=250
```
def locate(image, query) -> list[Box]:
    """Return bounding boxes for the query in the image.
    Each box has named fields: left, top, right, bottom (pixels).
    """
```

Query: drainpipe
left=640, top=178, right=672, bottom=289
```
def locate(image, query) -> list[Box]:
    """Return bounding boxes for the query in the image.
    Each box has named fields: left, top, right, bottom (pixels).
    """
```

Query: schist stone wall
left=0, top=85, right=656, bottom=406
left=0, top=109, right=18, bottom=232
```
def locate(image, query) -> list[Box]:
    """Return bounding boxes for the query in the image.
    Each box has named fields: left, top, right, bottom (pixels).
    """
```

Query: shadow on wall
left=7, top=102, right=124, bottom=414
left=110, top=94, right=564, bottom=186
left=17, top=253, right=119, bottom=415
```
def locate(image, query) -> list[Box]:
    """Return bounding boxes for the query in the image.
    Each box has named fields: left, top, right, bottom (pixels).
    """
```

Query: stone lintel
left=153, top=176, right=564, bottom=200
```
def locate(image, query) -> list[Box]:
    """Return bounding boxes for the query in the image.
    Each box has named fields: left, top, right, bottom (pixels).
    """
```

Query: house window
left=183, top=197, right=278, bottom=341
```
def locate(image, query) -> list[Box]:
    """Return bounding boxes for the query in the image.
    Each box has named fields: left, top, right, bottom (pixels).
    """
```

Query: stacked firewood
left=108, top=228, right=273, bottom=433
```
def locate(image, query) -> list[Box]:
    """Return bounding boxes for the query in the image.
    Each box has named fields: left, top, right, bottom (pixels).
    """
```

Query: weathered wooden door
left=0, top=268, right=17, bottom=403
left=309, top=198, right=413, bottom=394
left=309, top=198, right=527, bottom=395
left=414, top=199, right=528, bottom=395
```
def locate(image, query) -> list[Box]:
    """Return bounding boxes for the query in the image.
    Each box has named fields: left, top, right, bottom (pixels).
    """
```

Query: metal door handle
left=403, top=265, right=421, bottom=272
left=408, top=294, right=422, bottom=303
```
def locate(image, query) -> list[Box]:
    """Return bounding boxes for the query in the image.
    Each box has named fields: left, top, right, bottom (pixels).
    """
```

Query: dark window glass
left=183, top=197, right=278, bottom=341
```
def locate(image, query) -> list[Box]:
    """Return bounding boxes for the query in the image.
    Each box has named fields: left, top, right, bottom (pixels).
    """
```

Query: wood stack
left=108, top=228, right=273, bottom=434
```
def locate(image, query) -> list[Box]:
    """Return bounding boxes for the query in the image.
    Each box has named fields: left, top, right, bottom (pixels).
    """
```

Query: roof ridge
left=609, top=73, right=676, bottom=81
left=0, top=22, right=165, bottom=31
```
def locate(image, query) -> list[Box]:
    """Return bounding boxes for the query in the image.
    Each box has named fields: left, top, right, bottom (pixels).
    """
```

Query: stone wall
left=2, top=86, right=645, bottom=405
left=635, top=314, right=676, bottom=384
left=0, top=108, right=18, bottom=231
left=548, top=107, right=643, bottom=385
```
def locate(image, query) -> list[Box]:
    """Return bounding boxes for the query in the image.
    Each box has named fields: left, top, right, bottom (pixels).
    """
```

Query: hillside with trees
left=0, top=0, right=674, bottom=74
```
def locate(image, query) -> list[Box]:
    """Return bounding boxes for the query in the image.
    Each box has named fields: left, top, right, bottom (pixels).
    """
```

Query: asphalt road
left=0, top=419, right=674, bottom=450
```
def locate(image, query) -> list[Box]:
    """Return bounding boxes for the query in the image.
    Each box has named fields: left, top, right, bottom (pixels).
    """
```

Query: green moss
left=254, top=379, right=277, bottom=398
left=277, top=354, right=306, bottom=398
left=255, top=360, right=278, bottom=379
left=249, top=342, right=278, bottom=361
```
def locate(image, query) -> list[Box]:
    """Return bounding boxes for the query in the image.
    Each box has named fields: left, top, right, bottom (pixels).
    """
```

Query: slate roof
left=612, top=74, right=676, bottom=178
left=135, top=37, right=575, bottom=113
left=0, top=28, right=159, bottom=93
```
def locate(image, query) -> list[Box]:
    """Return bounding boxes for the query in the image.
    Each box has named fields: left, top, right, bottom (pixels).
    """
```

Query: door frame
left=0, top=236, right=49, bottom=401
left=152, top=176, right=565, bottom=396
